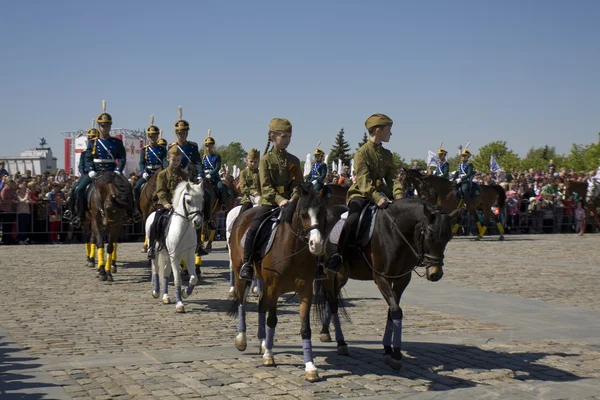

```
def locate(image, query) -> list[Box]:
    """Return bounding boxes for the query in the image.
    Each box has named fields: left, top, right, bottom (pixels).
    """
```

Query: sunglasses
left=99, top=123, right=112, bottom=128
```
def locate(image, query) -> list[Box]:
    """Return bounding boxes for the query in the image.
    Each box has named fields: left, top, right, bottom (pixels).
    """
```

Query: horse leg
left=319, top=301, right=332, bottom=343
left=195, top=229, right=202, bottom=277
left=299, top=286, right=319, bottom=382
left=263, top=302, right=277, bottom=367
left=161, top=252, right=171, bottom=304
left=151, top=258, right=160, bottom=299
left=111, top=242, right=118, bottom=273
left=182, top=250, right=198, bottom=300
left=466, top=203, right=486, bottom=240
left=257, top=292, right=267, bottom=354
left=373, top=275, right=403, bottom=370
left=234, top=279, right=252, bottom=352
left=488, top=208, right=504, bottom=241
left=105, top=242, right=114, bottom=282
left=171, top=254, right=185, bottom=313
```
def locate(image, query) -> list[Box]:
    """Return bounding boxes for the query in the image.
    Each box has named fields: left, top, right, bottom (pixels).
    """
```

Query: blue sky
left=1, top=0, right=599, bottom=168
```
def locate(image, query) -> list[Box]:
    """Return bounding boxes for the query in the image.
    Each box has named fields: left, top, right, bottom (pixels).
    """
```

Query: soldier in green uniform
left=325, top=113, right=404, bottom=273
left=435, top=143, right=450, bottom=180
left=239, top=118, right=326, bottom=281
left=452, top=148, right=475, bottom=201
left=147, top=145, right=189, bottom=259
left=238, top=148, right=261, bottom=215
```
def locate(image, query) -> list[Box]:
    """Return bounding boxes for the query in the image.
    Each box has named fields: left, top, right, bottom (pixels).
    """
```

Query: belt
left=146, top=164, right=161, bottom=170
left=93, top=159, right=116, bottom=163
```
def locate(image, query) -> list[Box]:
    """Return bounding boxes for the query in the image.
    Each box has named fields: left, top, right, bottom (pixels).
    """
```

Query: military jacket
left=453, top=162, right=474, bottom=181
left=78, top=148, right=90, bottom=175
left=139, top=144, right=167, bottom=174
left=169, top=141, right=203, bottom=179
left=435, top=161, right=450, bottom=180
left=347, top=140, right=403, bottom=203
left=239, top=167, right=260, bottom=204
left=155, top=167, right=189, bottom=206
left=203, top=153, right=222, bottom=182
left=259, top=149, right=301, bottom=206
left=306, top=162, right=328, bottom=185
left=86, top=136, right=126, bottom=172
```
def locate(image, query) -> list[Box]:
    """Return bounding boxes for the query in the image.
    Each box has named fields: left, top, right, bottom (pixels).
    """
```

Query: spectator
left=0, top=178, right=17, bottom=245
left=16, top=183, right=32, bottom=244
left=0, top=161, right=8, bottom=178
left=575, top=201, right=585, bottom=233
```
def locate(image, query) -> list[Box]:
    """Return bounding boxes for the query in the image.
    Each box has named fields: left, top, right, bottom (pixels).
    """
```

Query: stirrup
left=71, top=216, right=82, bottom=228
left=63, top=210, right=73, bottom=220
left=325, top=253, right=343, bottom=273
left=239, top=262, right=254, bottom=281
left=207, top=220, right=217, bottom=230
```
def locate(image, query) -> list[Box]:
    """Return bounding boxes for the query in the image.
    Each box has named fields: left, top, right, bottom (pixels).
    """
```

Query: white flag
left=427, top=150, right=439, bottom=167
left=490, top=154, right=501, bottom=172
left=304, top=153, right=312, bottom=176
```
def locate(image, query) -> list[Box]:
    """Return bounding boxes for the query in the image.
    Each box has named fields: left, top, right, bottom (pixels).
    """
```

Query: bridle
left=172, top=193, right=203, bottom=223
left=293, top=202, right=321, bottom=244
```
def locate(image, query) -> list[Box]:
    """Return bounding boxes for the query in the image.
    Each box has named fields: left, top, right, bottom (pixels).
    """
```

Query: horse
left=203, top=177, right=240, bottom=250
left=144, top=181, right=205, bottom=313
left=228, top=183, right=328, bottom=382
left=402, top=168, right=506, bottom=240
left=139, top=169, right=162, bottom=252
left=565, top=179, right=600, bottom=235
left=314, top=199, right=461, bottom=369
left=88, top=172, right=129, bottom=282
left=321, top=183, right=348, bottom=206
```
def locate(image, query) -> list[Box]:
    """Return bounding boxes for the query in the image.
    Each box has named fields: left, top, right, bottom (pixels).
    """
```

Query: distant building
left=0, top=140, right=58, bottom=175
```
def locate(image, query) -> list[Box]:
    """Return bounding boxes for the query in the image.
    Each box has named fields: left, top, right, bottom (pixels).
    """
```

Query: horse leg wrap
left=85, top=243, right=92, bottom=258
left=480, top=225, right=488, bottom=237
left=476, top=221, right=483, bottom=236
left=91, top=243, right=96, bottom=258
left=152, top=274, right=159, bottom=293
left=195, top=255, right=201, bottom=266
left=322, top=302, right=332, bottom=326
left=175, top=286, right=183, bottom=303
left=302, top=338, right=314, bottom=364
left=383, top=319, right=393, bottom=347
left=209, top=230, right=215, bottom=242
left=97, top=248, right=105, bottom=269
left=229, top=268, right=235, bottom=287
left=201, top=233, right=206, bottom=242
left=105, top=253, right=112, bottom=272
left=186, top=283, right=195, bottom=297
left=452, top=223, right=460, bottom=234
left=392, top=318, right=402, bottom=350
left=238, top=304, right=247, bottom=333
left=496, top=222, right=504, bottom=235
left=256, top=279, right=263, bottom=296
left=162, top=277, right=169, bottom=295
left=265, top=325, right=275, bottom=350
left=257, top=312, right=266, bottom=340
left=332, top=313, right=345, bottom=343
left=112, top=243, right=117, bottom=260
left=144, top=236, right=148, bottom=246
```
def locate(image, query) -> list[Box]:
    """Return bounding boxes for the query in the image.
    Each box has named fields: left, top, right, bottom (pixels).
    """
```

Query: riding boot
left=204, top=196, right=216, bottom=230
left=147, top=215, right=159, bottom=260
left=72, top=195, right=84, bottom=228
left=239, top=237, right=255, bottom=281
left=196, top=242, right=209, bottom=256
left=325, top=253, right=343, bottom=273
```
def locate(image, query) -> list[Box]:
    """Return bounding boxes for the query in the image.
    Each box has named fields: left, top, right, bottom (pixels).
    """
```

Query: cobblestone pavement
left=0, top=234, right=599, bottom=399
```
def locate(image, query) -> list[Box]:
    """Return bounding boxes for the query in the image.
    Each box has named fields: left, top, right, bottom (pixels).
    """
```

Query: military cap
left=438, top=142, right=447, bottom=155
left=248, top=148, right=260, bottom=159
left=174, top=106, right=190, bottom=132
left=168, top=145, right=182, bottom=156
left=96, top=100, right=113, bottom=124
left=461, top=149, right=472, bottom=157
left=157, top=138, right=168, bottom=146
left=146, top=114, right=160, bottom=135
left=314, top=148, right=325, bottom=156
left=87, top=128, right=99, bottom=138
left=365, top=113, right=393, bottom=130
left=269, top=118, right=292, bottom=132
left=204, top=136, right=215, bottom=145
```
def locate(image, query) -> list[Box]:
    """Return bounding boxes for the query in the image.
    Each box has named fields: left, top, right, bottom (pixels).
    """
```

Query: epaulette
left=143, top=144, right=150, bottom=149
left=168, top=143, right=175, bottom=148
left=111, top=136, right=123, bottom=142
left=187, top=141, right=198, bottom=147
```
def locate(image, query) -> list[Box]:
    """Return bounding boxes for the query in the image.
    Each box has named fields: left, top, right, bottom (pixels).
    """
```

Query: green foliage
left=393, top=152, right=407, bottom=167
left=520, top=145, right=564, bottom=171
left=445, top=154, right=461, bottom=172
left=410, top=158, right=427, bottom=170
left=329, top=128, right=352, bottom=166
left=471, top=141, right=521, bottom=173
left=216, top=142, right=247, bottom=170
left=356, top=132, right=368, bottom=151
left=565, top=142, right=600, bottom=172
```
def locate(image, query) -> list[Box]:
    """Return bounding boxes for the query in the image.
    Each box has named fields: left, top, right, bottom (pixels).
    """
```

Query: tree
left=410, top=158, right=427, bottom=170
left=471, top=141, right=521, bottom=173
left=392, top=152, right=407, bottom=167
left=329, top=128, right=352, bottom=166
left=356, top=132, right=368, bottom=151
left=565, top=142, right=600, bottom=172
left=520, top=145, right=565, bottom=171
left=216, top=142, right=247, bottom=170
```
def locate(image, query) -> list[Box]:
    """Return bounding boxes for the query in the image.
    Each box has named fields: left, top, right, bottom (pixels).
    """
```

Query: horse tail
left=492, top=184, right=506, bottom=209
left=226, top=281, right=251, bottom=318
left=312, top=274, right=351, bottom=324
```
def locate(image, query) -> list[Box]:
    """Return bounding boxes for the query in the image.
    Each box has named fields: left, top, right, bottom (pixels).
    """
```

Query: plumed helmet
left=96, top=100, right=112, bottom=124
left=157, top=138, right=168, bottom=146
left=174, top=106, right=190, bottom=132
left=314, top=148, right=325, bottom=156
left=461, top=149, right=472, bottom=157
left=146, top=114, right=160, bottom=136
left=204, top=136, right=215, bottom=145
left=87, top=128, right=99, bottom=138
left=437, top=142, right=447, bottom=155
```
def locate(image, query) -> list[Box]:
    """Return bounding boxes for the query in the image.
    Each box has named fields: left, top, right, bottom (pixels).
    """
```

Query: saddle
left=329, top=203, right=378, bottom=248
left=155, top=209, right=172, bottom=252
left=240, top=209, right=282, bottom=260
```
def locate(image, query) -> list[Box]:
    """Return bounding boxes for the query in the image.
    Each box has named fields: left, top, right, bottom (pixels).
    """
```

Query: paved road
left=0, top=234, right=599, bottom=399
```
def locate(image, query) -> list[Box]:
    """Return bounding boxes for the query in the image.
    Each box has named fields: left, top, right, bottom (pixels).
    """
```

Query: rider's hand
left=377, top=197, right=391, bottom=209
left=311, top=179, right=318, bottom=185
left=142, top=172, right=149, bottom=180
left=204, top=169, right=211, bottom=175
left=278, top=199, right=290, bottom=208
left=88, top=171, right=97, bottom=178
left=456, top=178, right=462, bottom=184
left=114, top=170, right=122, bottom=175
left=164, top=203, right=172, bottom=210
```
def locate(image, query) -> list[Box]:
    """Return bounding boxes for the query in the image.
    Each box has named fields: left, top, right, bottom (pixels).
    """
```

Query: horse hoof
left=320, top=332, right=332, bottom=343
left=162, top=295, right=171, bottom=304
left=86, top=259, right=95, bottom=268
left=305, top=369, right=320, bottom=382
left=206, top=243, right=212, bottom=251
left=263, top=356, right=275, bottom=366
left=475, top=236, right=482, bottom=241
left=337, top=345, right=350, bottom=356
left=175, top=303, right=185, bottom=313
left=235, top=332, right=247, bottom=351
left=111, top=264, right=117, bottom=274
left=98, top=272, right=107, bottom=282
left=141, top=245, right=148, bottom=253
left=228, top=287, right=235, bottom=298
left=152, top=291, right=160, bottom=299
left=106, top=272, right=114, bottom=282
left=499, top=235, right=505, bottom=241
left=384, top=354, right=402, bottom=370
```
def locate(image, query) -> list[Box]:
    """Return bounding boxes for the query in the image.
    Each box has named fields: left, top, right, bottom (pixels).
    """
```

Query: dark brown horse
left=565, top=179, right=600, bottom=235
left=89, top=172, right=128, bottom=282
left=315, top=200, right=460, bottom=369
left=228, top=183, right=328, bottom=382
left=203, top=178, right=240, bottom=249
left=139, top=169, right=162, bottom=252
left=321, top=183, right=348, bottom=206
left=403, top=168, right=506, bottom=240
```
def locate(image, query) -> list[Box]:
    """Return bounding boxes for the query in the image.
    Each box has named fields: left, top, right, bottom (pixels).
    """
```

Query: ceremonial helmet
left=314, top=148, right=324, bottom=156
left=174, top=106, right=190, bottom=132
left=146, top=115, right=160, bottom=136
left=437, top=142, right=447, bottom=156
left=87, top=119, right=99, bottom=138
left=461, top=142, right=472, bottom=158
left=157, top=138, right=168, bottom=146
left=96, top=100, right=112, bottom=124
left=204, top=130, right=215, bottom=146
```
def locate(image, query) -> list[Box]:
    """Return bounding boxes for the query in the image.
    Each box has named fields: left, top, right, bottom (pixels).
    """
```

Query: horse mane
left=96, top=172, right=128, bottom=207
left=172, top=181, right=190, bottom=207
left=281, top=185, right=322, bottom=224
left=391, top=198, right=451, bottom=238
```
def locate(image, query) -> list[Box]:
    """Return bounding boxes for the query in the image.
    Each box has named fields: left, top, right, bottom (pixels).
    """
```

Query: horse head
left=173, top=181, right=205, bottom=230
left=418, top=204, right=461, bottom=282
left=94, top=173, right=127, bottom=226
left=285, top=183, right=327, bottom=256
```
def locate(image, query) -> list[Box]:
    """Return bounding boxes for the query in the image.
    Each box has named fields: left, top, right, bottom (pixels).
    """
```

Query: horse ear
left=449, top=208, right=462, bottom=222
left=186, top=182, right=192, bottom=191
left=422, top=204, right=435, bottom=223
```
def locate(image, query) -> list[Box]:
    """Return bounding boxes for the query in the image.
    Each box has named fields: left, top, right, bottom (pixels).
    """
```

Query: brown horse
left=403, top=168, right=506, bottom=240
left=89, top=172, right=128, bottom=282
left=228, top=184, right=328, bottom=382
left=321, top=183, right=348, bottom=206
left=139, top=170, right=162, bottom=252
left=564, top=179, right=600, bottom=235
left=315, top=200, right=460, bottom=369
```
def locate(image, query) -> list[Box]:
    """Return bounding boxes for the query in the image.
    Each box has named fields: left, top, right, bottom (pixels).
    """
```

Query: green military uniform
left=259, top=148, right=301, bottom=206
left=347, top=140, right=404, bottom=203
left=155, top=167, right=189, bottom=207
left=239, top=167, right=260, bottom=205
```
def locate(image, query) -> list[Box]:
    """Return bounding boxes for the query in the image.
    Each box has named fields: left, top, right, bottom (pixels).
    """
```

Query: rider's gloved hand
left=311, top=179, right=318, bottom=185
left=142, top=172, right=149, bottom=180
left=456, top=178, right=462, bottom=184
left=88, top=171, right=97, bottom=178
left=204, top=169, right=211, bottom=176
left=114, top=170, right=122, bottom=175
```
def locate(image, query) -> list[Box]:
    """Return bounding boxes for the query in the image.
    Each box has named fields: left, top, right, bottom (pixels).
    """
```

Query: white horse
left=145, top=181, right=204, bottom=313
left=226, top=195, right=261, bottom=296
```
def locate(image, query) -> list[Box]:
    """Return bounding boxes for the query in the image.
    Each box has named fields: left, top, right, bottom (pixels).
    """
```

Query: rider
left=453, top=148, right=475, bottom=201
left=239, top=118, right=326, bottom=281
left=238, top=148, right=261, bottom=216
left=305, top=148, right=328, bottom=191
left=435, top=144, right=450, bottom=180
left=64, top=126, right=98, bottom=224
left=170, top=106, right=213, bottom=255
left=147, top=145, right=188, bottom=259
left=325, top=114, right=404, bottom=273
left=133, top=116, right=167, bottom=210
left=203, top=134, right=231, bottom=211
